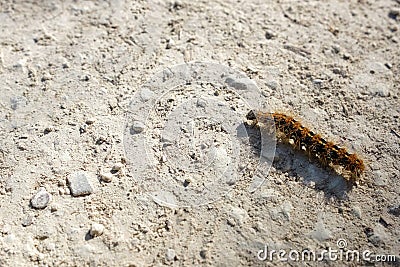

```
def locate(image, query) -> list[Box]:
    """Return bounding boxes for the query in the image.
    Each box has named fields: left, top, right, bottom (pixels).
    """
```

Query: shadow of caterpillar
left=246, top=110, right=365, bottom=182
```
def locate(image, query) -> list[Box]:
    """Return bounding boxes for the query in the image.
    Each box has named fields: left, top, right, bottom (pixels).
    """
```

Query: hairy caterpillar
left=246, top=110, right=365, bottom=181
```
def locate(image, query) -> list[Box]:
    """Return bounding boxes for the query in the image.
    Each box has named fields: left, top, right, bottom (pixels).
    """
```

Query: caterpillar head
left=347, top=154, right=365, bottom=178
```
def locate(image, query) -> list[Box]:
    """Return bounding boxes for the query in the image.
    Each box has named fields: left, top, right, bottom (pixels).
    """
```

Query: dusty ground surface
left=0, top=0, right=399, bottom=266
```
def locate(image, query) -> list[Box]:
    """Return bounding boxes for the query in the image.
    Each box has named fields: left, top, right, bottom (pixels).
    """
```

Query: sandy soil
left=0, top=0, right=399, bottom=266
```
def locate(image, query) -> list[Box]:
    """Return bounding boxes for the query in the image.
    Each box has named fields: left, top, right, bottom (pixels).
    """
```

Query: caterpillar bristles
left=246, top=110, right=365, bottom=182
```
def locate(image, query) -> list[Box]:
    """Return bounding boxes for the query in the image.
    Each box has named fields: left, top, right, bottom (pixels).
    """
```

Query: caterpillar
left=246, top=110, right=365, bottom=182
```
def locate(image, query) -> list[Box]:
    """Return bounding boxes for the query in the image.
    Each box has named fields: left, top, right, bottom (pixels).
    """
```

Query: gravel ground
left=0, top=0, right=399, bottom=266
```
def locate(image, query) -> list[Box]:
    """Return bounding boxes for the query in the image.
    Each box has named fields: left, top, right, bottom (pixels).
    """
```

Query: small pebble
left=200, top=249, right=208, bottom=259
left=13, top=58, right=26, bottom=69
left=99, top=172, right=113, bottom=182
left=366, top=80, right=390, bottom=97
left=351, top=206, right=362, bottom=219
left=309, top=220, right=332, bottom=242
left=166, top=38, right=175, bottom=49
left=225, top=77, right=253, bottom=90
left=229, top=206, right=248, bottom=225
left=50, top=204, right=58, bottom=212
left=384, top=63, right=392, bottom=69
left=343, top=53, right=351, bottom=60
left=140, top=88, right=154, bottom=102
left=388, top=9, right=399, bottom=20
left=388, top=205, right=400, bottom=217
left=332, top=44, right=341, bottom=53
left=64, top=188, right=70, bottom=195
left=112, top=163, right=124, bottom=171
left=332, top=67, right=341, bottom=74
left=36, top=226, right=53, bottom=240
left=79, top=124, right=87, bottom=134
left=247, top=64, right=259, bottom=74
left=266, top=80, right=278, bottom=90
left=162, top=68, right=173, bottom=81
left=89, top=223, right=104, bottom=237
left=131, top=121, right=145, bottom=134
left=45, top=242, right=56, bottom=251
left=373, top=170, right=387, bottom=186
left=43, top=127, right=54, bottom=134
left=367, top=224, right=387, bottom=246
left=67, top=171, right=94, bottom=197
left=108, top=97, right=118, bottom=109
left=265, top=31, right=275, bottom=39
left=259, top=188, right=279, bottom=202
left=166, top=248, right=176, bottom=261
left=161, top=134, right=174, bottom=143
left=58, top=180, right=66, bottom=187
left=312, top=79, right=323, bottom=85
left=10, top=96, right=27, bottom=110
left=1, top=224, right=11, bottom=234
left=196, top=98, right=207, bottom=108
left=41, top=72, right=52, bottom=81
left=85, top=118, right=96, bottom=125
left=238, top=163, right=246, bottom=170
left=281, top=201, right=293, bottom=221
left=30, top=187, right=52, bottom=209
left=22, top=215, right=34, bottom=227
left=37, top=253, right=45, bottom=262
left=209, top=146, right=230, bottom=173
left=379, top=215, right=393, bottom=227
left=227, top=217, right=236, bottom=227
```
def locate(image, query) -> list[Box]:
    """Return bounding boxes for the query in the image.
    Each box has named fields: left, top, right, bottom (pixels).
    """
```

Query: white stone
left=1, top=224, right=11, bottom=234
left=229, top=206, right=248, bottom=225
left=45, top=242, right=56, bottom=251
left=209, top=146, right=230, bottom=173
left=64, top=188, right=70, bottom=195
left=281, top=201, right=293, bottom=221
left=37, top=253, right=45, bottom=261
left=196, top=98, right=207, bottom=108
left=112, top=163, right=124, bottom=171
left=13, top=58, right=27, bottom=69
left=140, top=88, right=154, bottom=102
left=259, top=188, right=280, bottom=202
left=90, top=223, right=104, bottom=237
left=351, top=206, right=362, bottom=219
left=166, top=248, right=176, bottom=261
left=313, top=79, right=323, bottom=85
left=373, top=170, right=387, bottom=186
left=10, top=96, right=27, bottom=110
left=99, top=172, right=113, bottom=182
left=85, top=117, right=96, bottom=125
left=266, top=80, right=278, bottom=90
left=166, top=38, right=175, bottom=49
left=67, top=171, right=94, bottom=197
left=225, top=77, right=253, bottom=90
left=368, top=224, right=387, bottom=246
left=31, top=187, right=52, bottom=209
left=42, top=72, right=52, bottom=81
left=131, top=121, right=145, bottom=134
left=309, top=220, right=332, bottom=242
